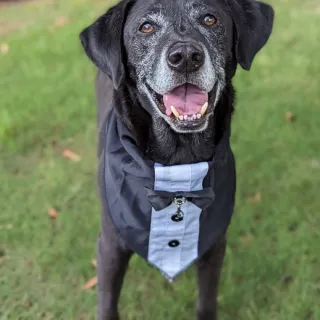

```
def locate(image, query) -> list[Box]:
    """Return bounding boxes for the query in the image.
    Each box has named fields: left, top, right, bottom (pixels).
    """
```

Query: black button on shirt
left=168, top=240, right=180, bottom=248
left=171, top=214, right=183, bottom=222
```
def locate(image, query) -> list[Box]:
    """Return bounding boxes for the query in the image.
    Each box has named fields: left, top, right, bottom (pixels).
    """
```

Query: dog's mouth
left=163, top=83, right=209, bottom=120
left=146, top=83, right=215, bottom=131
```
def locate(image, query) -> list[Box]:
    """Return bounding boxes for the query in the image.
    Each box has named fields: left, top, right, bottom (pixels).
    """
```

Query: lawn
left=0, top=0, right=319, bottom=319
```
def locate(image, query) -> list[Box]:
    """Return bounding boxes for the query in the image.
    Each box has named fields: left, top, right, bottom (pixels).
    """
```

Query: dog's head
left=80, top=0, right=274, bottom=133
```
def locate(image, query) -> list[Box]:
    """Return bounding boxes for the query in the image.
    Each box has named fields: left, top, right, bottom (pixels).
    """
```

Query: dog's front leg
left=97, top=232, right=132, bottom=320
left=196, top=235, right=227, bottom=320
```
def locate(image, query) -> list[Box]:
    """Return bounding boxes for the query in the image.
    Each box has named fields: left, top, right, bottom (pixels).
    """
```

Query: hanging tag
left=173, top=196, right=186, bottom=219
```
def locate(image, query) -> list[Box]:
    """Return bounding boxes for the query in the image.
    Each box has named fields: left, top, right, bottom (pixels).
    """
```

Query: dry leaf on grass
left=62, top=149, right=81, bottom=162
left=285, top=112, right=294, bottom=123
left=82, top=276, right=97, bottom=290
left=91, top=259, right=97, bottom=268
left=239, top=233, right=254, bottom=246
left=55, top=16, right=70, bottom=27
left=48, top=208, right=58, bottom=219
left=247, top=192, right=261, bottom=204
left=24, top=300, right=33, bottom=308
left=47, top=17, right=70, bottom=33
left=1, top=43, right=9, bottom=55
left=0, top=256, right=9, bottom=265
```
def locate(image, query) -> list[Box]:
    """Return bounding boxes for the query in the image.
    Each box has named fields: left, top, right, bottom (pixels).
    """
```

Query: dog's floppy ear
left=79, top=0, right=132, bottom=89
left=226, top=0, right=274, bottom=70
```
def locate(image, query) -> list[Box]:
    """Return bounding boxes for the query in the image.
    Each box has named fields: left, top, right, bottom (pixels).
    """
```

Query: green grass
left=1, top=0, right=319, bottom=319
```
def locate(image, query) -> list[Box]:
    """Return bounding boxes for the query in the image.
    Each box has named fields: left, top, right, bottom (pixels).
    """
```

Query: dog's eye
left=139, top=22, right=154, bottom=34
left=203, top=14, right=217, bottom=26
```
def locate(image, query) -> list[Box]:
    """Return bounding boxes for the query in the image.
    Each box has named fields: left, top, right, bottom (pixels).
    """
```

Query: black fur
left=80, top=0, right=132, bottom=89
left=225, top=0, right=274, bottom=70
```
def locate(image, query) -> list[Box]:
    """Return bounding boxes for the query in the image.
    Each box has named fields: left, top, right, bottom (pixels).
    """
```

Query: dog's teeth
left=175, top=112, right=202, bottom=121
left=200, top=102, right=208, bottom=115
left=171, top=106, right=180, bottom=118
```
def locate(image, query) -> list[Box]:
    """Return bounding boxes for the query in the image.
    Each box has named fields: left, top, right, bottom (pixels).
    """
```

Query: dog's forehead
left=128, top=0, right=229, bottom=19
left=130, top=0, right=185, bottom=12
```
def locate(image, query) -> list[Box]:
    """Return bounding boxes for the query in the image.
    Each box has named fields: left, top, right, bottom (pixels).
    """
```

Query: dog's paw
left=100, top=316, right=119, bottom=320
left=98, top=310, right=119, bottom=320
left=196, top=309, right=217, bottom=320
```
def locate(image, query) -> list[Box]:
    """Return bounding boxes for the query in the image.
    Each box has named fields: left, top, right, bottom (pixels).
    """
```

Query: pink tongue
left=163, top=84, right=208, bottom=116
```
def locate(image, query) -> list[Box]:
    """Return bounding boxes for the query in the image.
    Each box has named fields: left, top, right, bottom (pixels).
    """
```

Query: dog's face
left=123, top=0, right=233, bottom=132
left=80, top=0, right=274, bottom=133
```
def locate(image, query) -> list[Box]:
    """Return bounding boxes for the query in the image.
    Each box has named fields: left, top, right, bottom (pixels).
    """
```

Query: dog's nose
left=167, top=43, right=205, bottom=72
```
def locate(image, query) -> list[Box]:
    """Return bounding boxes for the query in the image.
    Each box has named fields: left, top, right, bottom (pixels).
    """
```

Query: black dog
left=80, top=0, right=274, bottom=319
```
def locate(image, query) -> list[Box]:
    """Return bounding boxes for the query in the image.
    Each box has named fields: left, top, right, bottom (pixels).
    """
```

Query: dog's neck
left=147, top=116, right=215, bottom=165
left=114, top=82, right=235, bottom=166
